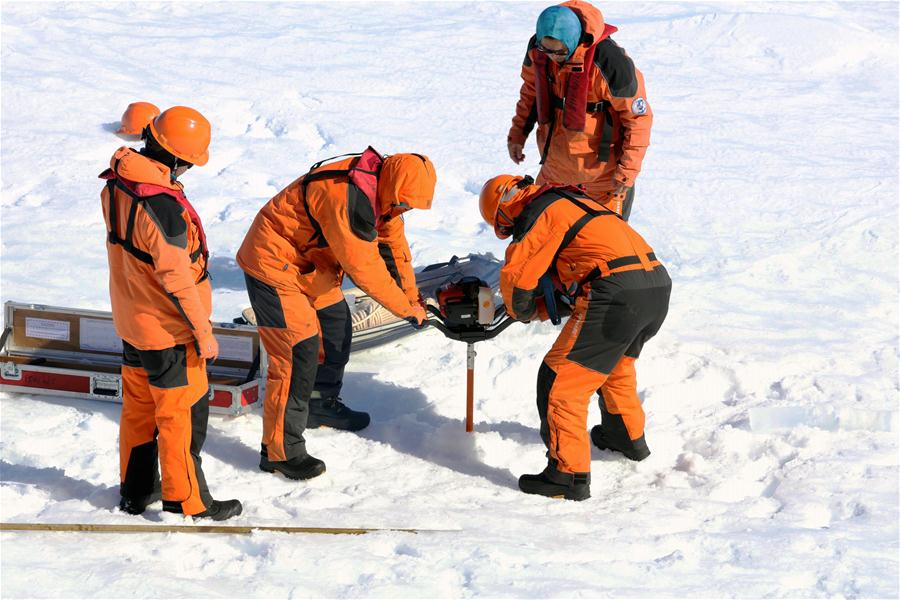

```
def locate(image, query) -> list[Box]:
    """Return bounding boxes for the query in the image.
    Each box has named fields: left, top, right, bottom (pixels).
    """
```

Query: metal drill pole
left=466, top=342, right=476, bottom=432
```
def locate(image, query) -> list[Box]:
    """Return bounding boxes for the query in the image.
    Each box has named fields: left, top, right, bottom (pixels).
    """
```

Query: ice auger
left=426, top=276, right=516, bottom=432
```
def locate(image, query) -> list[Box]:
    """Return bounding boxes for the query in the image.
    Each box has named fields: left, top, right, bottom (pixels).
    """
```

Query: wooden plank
left=0, top=522, right=444, bottom=535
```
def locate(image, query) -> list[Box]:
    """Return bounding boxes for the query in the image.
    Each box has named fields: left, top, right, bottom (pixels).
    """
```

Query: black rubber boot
left=307, top=396, right=370, bottom=431
left=591, top=423, right=651, bottom=461
left=161, top=498, right=243, bottom=521
left=118, top=491, right=161, bottom=515
left=518, top=463, right=590, bottom=501
left=259, top=445, right=326, bottom=480
left=192, top=499, right=243, bottom=521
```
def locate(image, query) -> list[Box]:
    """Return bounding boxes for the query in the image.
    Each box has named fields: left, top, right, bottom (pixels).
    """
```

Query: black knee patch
left=189, top=388, right=212, bottom=506
left=282, top=336, right=319, bottom=459
left=314, top=300, right=352, bottom=397
left=137, top=345, right=189, bottom=389
left=621, top=186, right=635, bottom=221
left=121, top=438, right=160, bottom=499
left=244, top=273, right=287, bottom=328
left=536, top=362, right=556, bottom=449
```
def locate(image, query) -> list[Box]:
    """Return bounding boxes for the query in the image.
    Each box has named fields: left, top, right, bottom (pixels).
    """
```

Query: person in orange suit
left=507, top=1, right=653, bottom=220
left=479, top=174, right=671, bottom=500
left=236, top=147, right=434, bottom=481
left=101, top=106, right=242, bottom=520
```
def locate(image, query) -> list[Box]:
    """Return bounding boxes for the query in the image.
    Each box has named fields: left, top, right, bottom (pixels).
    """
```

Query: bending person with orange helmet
left=479, top=174, right=670, bottom=500
left=236, top=147, right=435, bottom=481
left=101, top=106, right=242, bottom=520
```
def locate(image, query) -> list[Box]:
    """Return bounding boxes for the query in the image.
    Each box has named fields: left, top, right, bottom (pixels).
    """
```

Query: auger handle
left=466, top=343, right=475, bottom=433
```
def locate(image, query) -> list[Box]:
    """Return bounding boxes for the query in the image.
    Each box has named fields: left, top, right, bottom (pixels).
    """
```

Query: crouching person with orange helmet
left=479, top=174, right=670, bottom=500
left=236, top=148, right=434, bottom=480
left=101, top=106, right=242, bottom=520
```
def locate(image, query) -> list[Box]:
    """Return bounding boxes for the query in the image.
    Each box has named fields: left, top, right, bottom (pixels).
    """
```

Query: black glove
left=405, top=316, right=429, bottom=330
left=555, top=292, right=573, bottom=318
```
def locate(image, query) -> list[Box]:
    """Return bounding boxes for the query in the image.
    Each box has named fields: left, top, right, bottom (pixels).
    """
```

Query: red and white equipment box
left=0, top=301, right=264, bottom=416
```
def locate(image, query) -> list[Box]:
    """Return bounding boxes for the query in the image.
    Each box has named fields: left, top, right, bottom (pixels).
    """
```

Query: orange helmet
left=148, top=106, right=211, bottom=166
left=116, top=102, right=160, bottom=135
left=378, top=153, right=437, bottom=214
left=479, top=174, right=530, bottom=238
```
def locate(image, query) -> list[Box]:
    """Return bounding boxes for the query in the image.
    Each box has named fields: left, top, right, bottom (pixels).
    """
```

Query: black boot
left=118, top=491, right=161, bottom=515
left=162, top=498, right=243, bottom=521
left=307, top=396, right=370, bottom=431
left=591, top=423, right=651, bottom=462
left=518, top=463, right=590, bottom=501
left=192, top=499, right=243, bottom=521
left=259, top=445, right=326, bottom=480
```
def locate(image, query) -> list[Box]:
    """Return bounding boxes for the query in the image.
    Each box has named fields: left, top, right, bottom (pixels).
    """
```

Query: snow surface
left=1, top=1, right=898, bottom=597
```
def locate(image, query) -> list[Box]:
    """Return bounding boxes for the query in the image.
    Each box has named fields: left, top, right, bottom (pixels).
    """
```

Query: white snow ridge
left=1, top=2, right=897, bottom=598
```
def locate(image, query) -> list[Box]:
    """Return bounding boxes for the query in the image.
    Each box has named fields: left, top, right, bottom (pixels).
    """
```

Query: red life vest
left=533, top=23, right=617, bottom=131
left=100, top=168, right=209, bottom=262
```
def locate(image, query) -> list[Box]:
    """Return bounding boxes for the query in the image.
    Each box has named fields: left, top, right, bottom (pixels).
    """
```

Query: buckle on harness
left=550, top=95, right=606, bottom=113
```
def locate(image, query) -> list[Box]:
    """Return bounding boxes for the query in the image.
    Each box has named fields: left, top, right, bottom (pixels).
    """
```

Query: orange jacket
left=236, top=153, right=422, bottom=318
left=499, top=184, right=660, bottom=320
left=101, top=147, right=212, bottom=350
left=509, top=0, right=652, bottom=192
left=377, top=216, right=420, bottom=305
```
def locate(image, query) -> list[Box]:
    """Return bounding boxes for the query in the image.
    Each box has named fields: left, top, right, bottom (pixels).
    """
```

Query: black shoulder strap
left=298, top=151, right=383, bottom=248
left=302, top=169, right=351, bottom=185
left=299, top=169, right=353, bottom=249
left=106, top=179, right=118, bottom=241
left=308, top=152, right=362, bottom=172
left=106, top=176, right=154, bottom=265
left=513, top=190, right=566, bottom=242
left=554, top=189, right=620, bottom=219
left=548, top=191, right=620, bottom=284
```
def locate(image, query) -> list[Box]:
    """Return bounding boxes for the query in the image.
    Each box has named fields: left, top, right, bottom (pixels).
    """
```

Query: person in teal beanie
left=535, top=5, right=582, bottom=61
left=506, top=1, right=654, bottom=222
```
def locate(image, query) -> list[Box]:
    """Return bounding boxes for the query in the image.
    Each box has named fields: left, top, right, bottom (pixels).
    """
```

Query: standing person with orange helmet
left=479, top=174, right=670, bottom=500
left=236, top=147, right=435, bottom=481
left=507, top=1, right=652, bottom=220
left=101, top=106, right=242, bottom=520
left=116, top=101, right=160, bottom=137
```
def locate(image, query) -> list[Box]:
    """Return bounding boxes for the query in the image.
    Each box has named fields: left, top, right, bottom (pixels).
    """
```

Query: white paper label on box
left=79, top=318, right=122, bottom=353
left=215, top=334, right=253, bottom=362
left=25, top=317, right=71, bottom=342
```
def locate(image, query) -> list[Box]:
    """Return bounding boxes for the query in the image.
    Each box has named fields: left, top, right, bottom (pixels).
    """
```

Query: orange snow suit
left=500, top=184, right=670, bottom=474
left=100, top=147, right=215, bottom=515
left=509, top=0, right=652, bottom=217
left=236, top=149, right=434, bottom=461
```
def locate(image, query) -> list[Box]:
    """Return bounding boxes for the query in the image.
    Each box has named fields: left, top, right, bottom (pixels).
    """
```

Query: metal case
left=0, top=301, right=263, bottom=416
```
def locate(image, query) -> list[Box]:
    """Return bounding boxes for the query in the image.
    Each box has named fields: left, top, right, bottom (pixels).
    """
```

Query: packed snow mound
left=1, top=2, right=898, bottom=598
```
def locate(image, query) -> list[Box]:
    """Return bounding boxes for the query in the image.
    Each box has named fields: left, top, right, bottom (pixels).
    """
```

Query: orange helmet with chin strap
left=148, top=106, right=211, bottom=166
left=479, top=174, right=534, bottom=238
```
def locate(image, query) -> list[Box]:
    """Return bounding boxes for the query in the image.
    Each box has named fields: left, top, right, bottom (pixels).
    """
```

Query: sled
left=0, top=302, right=263, bottom=416
left=241, top=252, right=503, bottom=353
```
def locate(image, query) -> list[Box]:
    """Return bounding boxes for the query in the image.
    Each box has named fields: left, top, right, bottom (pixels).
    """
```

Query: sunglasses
left=493, top=176, right=533, bottom=237
left=536, top=42, right=568, bottom=57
